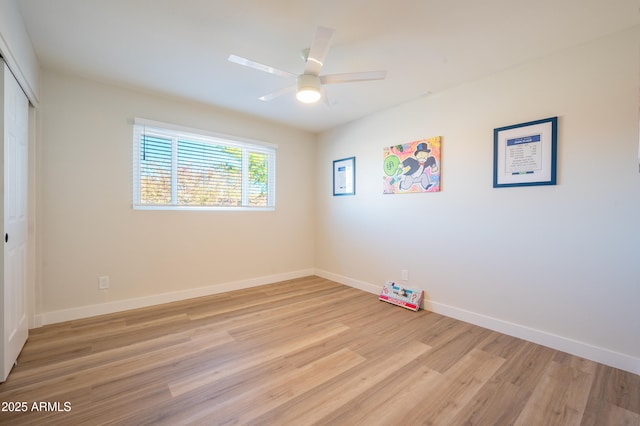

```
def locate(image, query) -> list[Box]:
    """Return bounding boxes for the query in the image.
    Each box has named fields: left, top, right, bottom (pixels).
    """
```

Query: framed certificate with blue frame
left=333, top=156, right=355, bottom=196
left=493, top=117, right=558, bottom=188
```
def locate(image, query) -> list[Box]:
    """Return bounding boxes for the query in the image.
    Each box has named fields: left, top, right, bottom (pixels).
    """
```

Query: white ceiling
left=16, top=0, right=640, bottom=133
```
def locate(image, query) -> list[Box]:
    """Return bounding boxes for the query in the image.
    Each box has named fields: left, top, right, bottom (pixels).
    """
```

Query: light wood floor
left=0, top=276, right=638, bottom=425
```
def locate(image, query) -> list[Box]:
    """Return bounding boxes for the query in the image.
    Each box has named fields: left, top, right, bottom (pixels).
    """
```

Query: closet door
left=1, top=61, right=29, bottom=382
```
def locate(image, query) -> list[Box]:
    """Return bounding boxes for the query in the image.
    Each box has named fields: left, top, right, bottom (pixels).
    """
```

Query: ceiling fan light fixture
left=229, top=27, right=386, bottom=104
left=296, top=74, right=321, bottom=103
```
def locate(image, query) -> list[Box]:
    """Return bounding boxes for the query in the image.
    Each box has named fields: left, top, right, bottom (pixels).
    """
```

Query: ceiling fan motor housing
left=296, top=74, right=322, bottom=103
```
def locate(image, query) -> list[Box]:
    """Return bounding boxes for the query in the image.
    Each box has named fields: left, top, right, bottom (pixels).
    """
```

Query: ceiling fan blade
left=304, top=26, right=335, bottom=76
left=228, top=54, right=296, bottom=79
left=258, top=85, right=295, bottom=101
left=320, top=71, right=387, bottom=84
left=322, top=87, right=335, bottom=107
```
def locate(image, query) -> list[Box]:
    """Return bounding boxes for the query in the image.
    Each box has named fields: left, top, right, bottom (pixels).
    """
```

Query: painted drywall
left=38, top=69, right=316, bottom=318
left=0, top=0, right=39, bottom=104
left=316, top=26, right=640, bottom=371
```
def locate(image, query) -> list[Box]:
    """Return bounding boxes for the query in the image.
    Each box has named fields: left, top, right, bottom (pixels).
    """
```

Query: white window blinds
left=133, top=119, right=276, bottom=210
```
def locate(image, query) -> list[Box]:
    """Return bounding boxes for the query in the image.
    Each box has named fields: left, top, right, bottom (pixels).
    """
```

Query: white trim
left=0, top=31, right=39, bottom=106
left=35, top=267, right=640, bottom=375
left=313, top=269, right=640, bottom=376
left=33, top=315, right=43, bottom=328
left=132, top=204, right=275, bottom=212
left=133, top=117, right=278, bottom=149
left=426, top=300, right=640, bottom=376
left=38, top=269, right=314, bottom=326
left=314, top=269, right=380, bottom=295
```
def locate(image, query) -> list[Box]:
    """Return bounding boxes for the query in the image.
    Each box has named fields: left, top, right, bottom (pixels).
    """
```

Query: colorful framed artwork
left=383, top=136, right=441, bottom=194
left=493, top=117, right=558, bottom=188
left=333, top=156, right=355, bottom=196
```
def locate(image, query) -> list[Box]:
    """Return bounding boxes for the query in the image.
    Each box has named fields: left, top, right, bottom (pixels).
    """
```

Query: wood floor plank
left=179, top=347, right=366, bottom=425
left=589, top=363, right=640, bottom=414
left=491, top=340, right=557, bottom=392
left=2, top=329, right=235, bottom=403
left=399, top=348, right=506, bottom=425
left=0, top=276, right=638, bottom=425
left=251, top=339, right=433, bottom=425
left=448, top=377, right=531, bottom=425
left=514, top=360, right=596, bottom=426
left=580, top=399, right=640, bottom=426
left=419, top=322, right=494, bottom=373
left=168, top=322, right=350, bottom=397
left=118, top=356, right=298, bottom=425
left=312, top=358, right=444, bottom=425
left=479, top=330, right=529, bottom=359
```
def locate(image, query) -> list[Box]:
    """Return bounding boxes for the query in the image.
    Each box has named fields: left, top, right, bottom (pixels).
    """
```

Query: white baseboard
left=38, top=269, right=315, bottom=326
left=33, top=315, right=43, bottom=329
left=314, top=269, right=380, bottom=295
left=35, top=268, right=639, bottom=375
left=314, top=269, right=640, bottom=376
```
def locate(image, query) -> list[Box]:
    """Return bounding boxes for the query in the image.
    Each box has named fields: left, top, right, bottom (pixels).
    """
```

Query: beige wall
left=316, top=26, right=640, bottom=372
left=38, top=70, right=316, bottom=318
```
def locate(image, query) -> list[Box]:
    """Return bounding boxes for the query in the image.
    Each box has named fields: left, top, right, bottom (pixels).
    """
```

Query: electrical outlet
left=401, top=269, right=409, bottom=281
left=99, top=275, right=110, bottom=289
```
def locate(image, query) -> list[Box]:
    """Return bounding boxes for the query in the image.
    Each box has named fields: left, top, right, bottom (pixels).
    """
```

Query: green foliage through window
left=134, top=121, right=275, bottom=210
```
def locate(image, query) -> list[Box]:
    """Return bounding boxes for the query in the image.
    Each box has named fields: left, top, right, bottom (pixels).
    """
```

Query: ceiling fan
left=228, top=26, right=387, bottom=104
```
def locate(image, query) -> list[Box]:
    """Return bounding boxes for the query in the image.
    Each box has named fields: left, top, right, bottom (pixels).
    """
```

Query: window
left=133, top=118, right=276, bottom=210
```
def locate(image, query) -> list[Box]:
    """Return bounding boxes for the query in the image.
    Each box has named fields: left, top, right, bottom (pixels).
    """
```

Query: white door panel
left=1, top=61, right=29, bottom=382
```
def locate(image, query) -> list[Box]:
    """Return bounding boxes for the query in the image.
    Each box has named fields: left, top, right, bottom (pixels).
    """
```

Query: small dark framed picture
left=333, top=157, right=355, bottom=196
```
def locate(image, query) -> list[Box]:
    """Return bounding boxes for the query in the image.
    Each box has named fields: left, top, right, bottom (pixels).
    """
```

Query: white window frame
left=133, top=118, right=276, bottom=211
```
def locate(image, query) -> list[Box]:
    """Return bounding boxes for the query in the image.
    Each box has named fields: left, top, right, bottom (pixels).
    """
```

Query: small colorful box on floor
left=379, top=281, right=423, bottom=311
